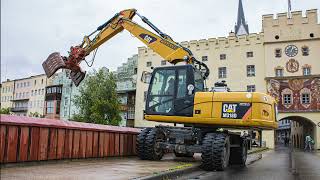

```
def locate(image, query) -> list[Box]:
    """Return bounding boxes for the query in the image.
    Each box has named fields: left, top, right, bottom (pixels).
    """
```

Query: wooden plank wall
left=0, top=116, right=139, bottom=164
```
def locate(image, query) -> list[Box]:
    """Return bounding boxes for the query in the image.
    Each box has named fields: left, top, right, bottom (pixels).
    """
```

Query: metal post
left=68, top=82, right=72, bottom=120
left=259, top=130, right=262, bottom=147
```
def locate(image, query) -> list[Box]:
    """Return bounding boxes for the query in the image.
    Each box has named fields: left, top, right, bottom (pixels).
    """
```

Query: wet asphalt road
left=177, top=146, right=320, bottom=180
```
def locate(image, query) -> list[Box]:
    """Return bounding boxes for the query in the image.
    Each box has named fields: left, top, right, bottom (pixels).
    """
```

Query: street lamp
left=68, top=82, right=73, bottom=120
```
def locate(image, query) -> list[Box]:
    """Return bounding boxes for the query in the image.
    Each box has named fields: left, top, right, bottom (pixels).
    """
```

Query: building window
left=220, top=54, right=226, bottom=60
left=247, top=65, right=255, bottom=77
left=46, top=101, right=54, bottom=114
left=35, top=90, right=37, bottom=95
left=275, top=68, right=284, bottom=77
left=218, top=67, right=227, bottom=78
left=303, top=67, right=311, bottom=75
left=283, top=94, right=292, bottom=104
left=47, top=88, right=52, bottom=94
left=57, top=87, right=62, bottom=93
left=146, top=61, right=152, bottom=67
left=56, top=100, right=60, bottom=114
left=65, top=97, right=68, bottom=106
left=246, top=51, right=253, bottom=58
left=161, top=60, right=166, bottom=66
left=202, top=56, right=208, bottom=61
left=301, top=93, right=310, bottom=104
left=275, top=48, right=282, bottom=58
left=41, top=79, right=44, bottom=84
left=247, top=85, right=256, bottom=92
left=34, top=80, right=37, bottom=85
left=301, top=46, right=309, bottom=56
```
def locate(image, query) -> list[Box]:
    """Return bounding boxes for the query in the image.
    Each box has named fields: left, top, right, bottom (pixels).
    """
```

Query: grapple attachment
left=70, top=70, right=86, bottom=87
left=42, top=46, right=87, bottom=87
left=42, top=52, right=66, bottom=78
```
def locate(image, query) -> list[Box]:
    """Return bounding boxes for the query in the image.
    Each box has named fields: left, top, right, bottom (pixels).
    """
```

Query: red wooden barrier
left=0, top=115, right=140, bottom=164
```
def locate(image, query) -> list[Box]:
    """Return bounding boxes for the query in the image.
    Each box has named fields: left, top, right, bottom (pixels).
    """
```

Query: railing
left=0, top=115, right=140, bottom=164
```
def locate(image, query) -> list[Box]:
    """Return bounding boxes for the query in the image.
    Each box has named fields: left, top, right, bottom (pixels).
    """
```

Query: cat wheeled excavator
left=43, top=9, right=278, bottom=171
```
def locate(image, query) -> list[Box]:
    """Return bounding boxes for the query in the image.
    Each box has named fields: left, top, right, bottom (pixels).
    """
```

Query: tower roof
left=235, top=0, right=249, bottom=36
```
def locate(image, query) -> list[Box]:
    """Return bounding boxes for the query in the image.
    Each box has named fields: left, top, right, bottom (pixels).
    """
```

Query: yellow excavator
left=43, top=9, right=278, bottom=171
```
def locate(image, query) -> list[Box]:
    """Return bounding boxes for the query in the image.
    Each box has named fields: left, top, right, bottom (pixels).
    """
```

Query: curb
left=137, top=148, right=269, bottom=180
left=135, top=165, right=199, bottom=180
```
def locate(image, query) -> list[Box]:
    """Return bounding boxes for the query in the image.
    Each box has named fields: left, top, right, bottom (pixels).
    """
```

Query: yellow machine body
left=145, top=92, right=278, bottom=130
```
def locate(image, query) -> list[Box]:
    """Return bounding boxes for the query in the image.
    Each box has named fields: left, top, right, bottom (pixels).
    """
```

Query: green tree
left=72, top=68, right=121, bottom=125
left=0, top=107, right=11, bottom=114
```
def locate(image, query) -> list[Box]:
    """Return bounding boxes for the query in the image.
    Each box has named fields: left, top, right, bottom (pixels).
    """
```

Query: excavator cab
left=145, top=65, right=204, bottom=117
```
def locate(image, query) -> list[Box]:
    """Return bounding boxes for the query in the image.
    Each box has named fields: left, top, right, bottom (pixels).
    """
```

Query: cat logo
left=221, top=103, right=252, bottom=119
left=222, top=103, right=237, bottom=118
left=139, top=33, right=157, bottom=44
left=223, top=104, right=237, bottom=113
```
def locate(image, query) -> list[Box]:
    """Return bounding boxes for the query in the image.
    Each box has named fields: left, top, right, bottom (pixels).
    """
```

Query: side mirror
left=141, top=71, right=152, bottom=84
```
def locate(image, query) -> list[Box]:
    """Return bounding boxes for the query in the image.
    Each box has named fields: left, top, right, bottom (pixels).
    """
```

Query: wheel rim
left=154, top=132, right=164, bottom=156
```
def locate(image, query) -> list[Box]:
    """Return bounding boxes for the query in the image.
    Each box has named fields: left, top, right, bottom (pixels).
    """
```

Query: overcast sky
left=1, top=0, right=319, bottom=82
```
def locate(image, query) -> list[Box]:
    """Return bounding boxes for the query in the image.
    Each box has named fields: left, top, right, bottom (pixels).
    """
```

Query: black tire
left=201, top=133, right=230, bottom=171
left=145, top=128, right=165, bottom=160
left=174, top=151, right=194, bottom=158
left=136, top=128, right=151, bottom=160
left=229, top=139, right=248, bottom=166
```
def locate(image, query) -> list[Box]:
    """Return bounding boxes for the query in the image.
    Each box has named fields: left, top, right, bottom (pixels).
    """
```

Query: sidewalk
left=0, top=154, right=196, bottom=180
left=248, top=147, right=269, bottom=154
left=1, top=148, right=269, bottom=180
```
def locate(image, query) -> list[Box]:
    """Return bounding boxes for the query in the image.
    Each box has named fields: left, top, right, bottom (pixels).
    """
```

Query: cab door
left=173, top=68, right=194, bottom=116
left=146, top=65, right=200, bottom=117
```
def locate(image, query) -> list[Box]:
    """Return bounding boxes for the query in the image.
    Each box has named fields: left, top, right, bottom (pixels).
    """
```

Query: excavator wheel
left=229, top=139, right=248, bottom=166
left=144, top=128, right=165, bottom=160
left=201, top=133, right=230, bottom=171
left=136, top=128, right=151, bottom=160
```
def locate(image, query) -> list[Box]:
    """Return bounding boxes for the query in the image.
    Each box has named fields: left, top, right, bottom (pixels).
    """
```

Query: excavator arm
left=42, top=9, right=209, bottom=86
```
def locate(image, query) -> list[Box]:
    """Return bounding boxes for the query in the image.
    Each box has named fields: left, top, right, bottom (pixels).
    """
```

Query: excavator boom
left=42, top=9, right=209, bottom=86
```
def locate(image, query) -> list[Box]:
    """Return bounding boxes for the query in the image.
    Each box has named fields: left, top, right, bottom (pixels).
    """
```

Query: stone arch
left=278, top=114, right=317, bottom=149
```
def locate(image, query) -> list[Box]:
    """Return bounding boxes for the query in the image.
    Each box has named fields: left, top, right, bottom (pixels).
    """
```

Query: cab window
left=194, top=70, right=204, bottom=92
left=148, top=69, right=175, bottom=114
left=177, top=69, right=187, bottom=98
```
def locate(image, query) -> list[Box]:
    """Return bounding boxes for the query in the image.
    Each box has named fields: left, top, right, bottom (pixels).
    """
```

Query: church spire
left=235, top=0, right=249, bottom=36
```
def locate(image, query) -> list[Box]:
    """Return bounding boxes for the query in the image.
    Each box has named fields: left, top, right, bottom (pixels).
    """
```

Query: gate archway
left=278, top=114, right=318, bottom=149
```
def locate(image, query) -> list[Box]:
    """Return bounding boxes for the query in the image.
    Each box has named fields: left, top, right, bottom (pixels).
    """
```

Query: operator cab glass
left=146, top=65, right=204, bottom=116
